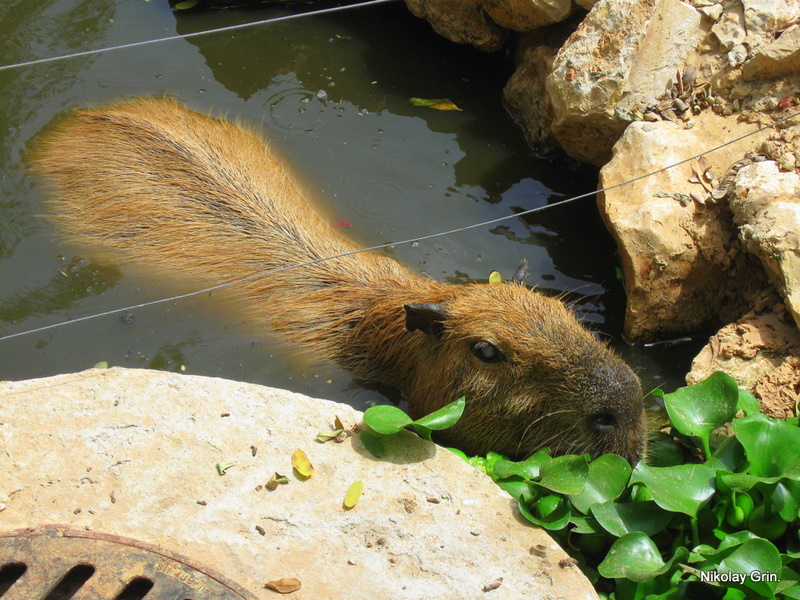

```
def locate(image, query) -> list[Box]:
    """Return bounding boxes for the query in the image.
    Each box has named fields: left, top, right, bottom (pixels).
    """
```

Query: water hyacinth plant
left=361, top=372, right=800, bottom=599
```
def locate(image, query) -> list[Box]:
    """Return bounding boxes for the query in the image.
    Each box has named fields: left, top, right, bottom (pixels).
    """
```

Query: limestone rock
left=404, top=0, right=508, bottom=51
left=546, top=0, right=706, bottom=166
left=729, top=160, right=800, bottom=329
left=0, top=367, right=598, bottom=600
left=688, top=309, right=800, bottom=419
left=480, top=0, right=577, bottom=31
left=742, top=24, right=800, bottom=80
left=598, top=112, right=769, bottom=342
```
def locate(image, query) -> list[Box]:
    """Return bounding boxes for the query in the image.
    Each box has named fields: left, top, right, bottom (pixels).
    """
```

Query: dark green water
left=0, top=0, right=695, bottom=409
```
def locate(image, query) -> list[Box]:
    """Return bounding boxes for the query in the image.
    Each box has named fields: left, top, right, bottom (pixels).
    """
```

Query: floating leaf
left=93, top=361, right=109, bottom=369
left=598, top=532, right=688, bottom=582
left=591, top=501, right=672, bottom=537
left=734, top=413, right=800, bottom=480
left=173, top=0, right=198, bottom=9
left=291, top=450, right=314, bottom=478
left=265, top=578, right=301, bottom=594
left=488, top=270, right=502, bottom=285
left=343, top=480, right=363, bottom=509
left=409, top=97, right=462, bottom=111
left=629, top=462, right=716, bottom=517
left=719, top=538, right=782, bottom=597
left=569, top=454, right=632, bottom=514
left=216, top=461, right=236, bottom=476
left=266, top=472, right=289, bottom=491
left=654, top=371, right=741, bottom=457
left=538, top=454, right=589, bottom=495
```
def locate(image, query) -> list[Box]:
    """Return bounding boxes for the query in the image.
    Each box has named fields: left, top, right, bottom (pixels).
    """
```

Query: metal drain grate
left=0, top=525, right=259, bottom=600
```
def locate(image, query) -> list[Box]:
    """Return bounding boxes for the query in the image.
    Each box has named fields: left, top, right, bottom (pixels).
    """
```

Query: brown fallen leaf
left=265, top=578, right=301, bottom=594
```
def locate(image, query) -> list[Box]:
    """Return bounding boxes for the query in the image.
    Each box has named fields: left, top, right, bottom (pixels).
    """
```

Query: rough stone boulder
left=481, top=0, right=577, bottom=31
left=688, top=298, right=800, bottom=420
left=546, top=0, right=707, bottom=166
left=404, top=0, right=508, bottom=51
left=729, top=160, right=800, bottom=329
left=0, top=367, right=598, bottom=600
left=597, top=111, right=769, bottom=342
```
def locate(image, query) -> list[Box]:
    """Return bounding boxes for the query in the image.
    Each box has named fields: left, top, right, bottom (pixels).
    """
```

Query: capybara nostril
left=587, top=412, right=619, bottom=434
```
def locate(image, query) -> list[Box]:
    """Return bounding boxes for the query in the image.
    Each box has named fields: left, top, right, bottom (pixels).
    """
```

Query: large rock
left=730, top=160, right=800, bottom=329
left=0, top=367, right=598, bottom=600
left=742, top=24, right=800, bottom=80
left=688, top=303, right=800, bottom=420
left=404, top=0, right=508, bottom=51
left=480, top=0, right=577, bottom=31
left=598, top=112, right=770, bottom=342
left=546, top=0, right=707, bottom=165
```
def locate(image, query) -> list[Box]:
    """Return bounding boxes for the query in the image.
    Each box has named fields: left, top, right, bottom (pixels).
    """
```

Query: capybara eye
left=471, top=341, right=505, bottom=364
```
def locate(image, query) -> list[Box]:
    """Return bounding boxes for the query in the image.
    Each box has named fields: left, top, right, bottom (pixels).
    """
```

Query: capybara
left=33, top=98, right=647, bottom=463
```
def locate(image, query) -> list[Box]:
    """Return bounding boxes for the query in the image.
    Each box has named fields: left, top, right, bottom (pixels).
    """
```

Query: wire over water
left=2, top=107, right=799, bottom=343
left=0, top=0, right=400, bottom=73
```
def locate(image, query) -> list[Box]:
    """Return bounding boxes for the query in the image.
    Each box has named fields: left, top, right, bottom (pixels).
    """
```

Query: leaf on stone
left=265, top=578, right=301, bottom=594
left=266, top=472, right=289, bottom=491
left=291, top=450, right=314, bottom=478
left=343, top=480, right=363, bottom=509
left=216, top=461, right=236, bottom=476
left=409, top=97, right=462, bottom=111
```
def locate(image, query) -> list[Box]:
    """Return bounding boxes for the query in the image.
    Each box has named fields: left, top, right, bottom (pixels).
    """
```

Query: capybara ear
left=404, top=303, right=448, bottom=338
left=510, top=259, right=529, bottom=286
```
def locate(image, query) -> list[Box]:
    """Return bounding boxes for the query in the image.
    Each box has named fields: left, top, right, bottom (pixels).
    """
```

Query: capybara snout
left=33, top=97, right=647, bottom=464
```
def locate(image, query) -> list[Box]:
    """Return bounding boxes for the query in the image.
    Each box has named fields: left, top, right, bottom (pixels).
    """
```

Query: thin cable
left=2, top=107, right=799, bottom=343
left=0, top=0, right=398, bottom=73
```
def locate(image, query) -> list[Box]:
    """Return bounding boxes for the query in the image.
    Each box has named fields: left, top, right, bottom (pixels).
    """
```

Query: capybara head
left=402, top=273, right=646, bottom=464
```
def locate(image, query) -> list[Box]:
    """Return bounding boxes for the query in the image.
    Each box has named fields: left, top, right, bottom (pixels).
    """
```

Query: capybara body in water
left=33, top=98, right=647, bottom=463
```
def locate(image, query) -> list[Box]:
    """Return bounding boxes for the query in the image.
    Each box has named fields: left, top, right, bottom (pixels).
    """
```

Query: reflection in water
left=0, top=260, right=122, bottom=326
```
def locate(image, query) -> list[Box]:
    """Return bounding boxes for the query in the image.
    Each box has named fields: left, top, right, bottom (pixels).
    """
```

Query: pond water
left=0, top=0, right=698, bottom=411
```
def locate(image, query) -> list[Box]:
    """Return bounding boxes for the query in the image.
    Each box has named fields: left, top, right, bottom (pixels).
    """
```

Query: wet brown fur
left=32, top=97, right=647, bottom=462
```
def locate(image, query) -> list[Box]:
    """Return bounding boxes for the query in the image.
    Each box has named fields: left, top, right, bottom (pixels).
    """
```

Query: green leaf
left=569, top=454, right=632, bottom=514
left=734, top=413, right=800, bottom=480
left=598, top=532, right=688, bottom=582
left=629, top=462, right=716, bottom=517
left=492, top=449, right=551, bottom=481
left=413, top=397, right=465, bottom=430
left=719, top=538, right=782, bottom=597
left=591, top=501, right=673, bottom=537
left=519, top=492, right=572, bottom=530
left=363, top=404, right=413, bottom=435
left=736, top=388, right=761, bottom=416
left=538, top=454, right=590, bottom=495
left=658, top=372, right=741, bottom=457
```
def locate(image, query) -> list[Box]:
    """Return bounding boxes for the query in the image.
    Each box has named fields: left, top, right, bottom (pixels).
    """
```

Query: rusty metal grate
left=0, top=525, right=258, bottom=600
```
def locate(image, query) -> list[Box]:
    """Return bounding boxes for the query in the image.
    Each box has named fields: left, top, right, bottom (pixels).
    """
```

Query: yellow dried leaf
left=409, top=97, right=462, bottom=111
left=265, top=578, right=301, bottom=594
left=488, top=270, right=502, bottom=285
left=343, top=480, right=363, bottom=509
left=291, top=450, right=314, bottom=478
